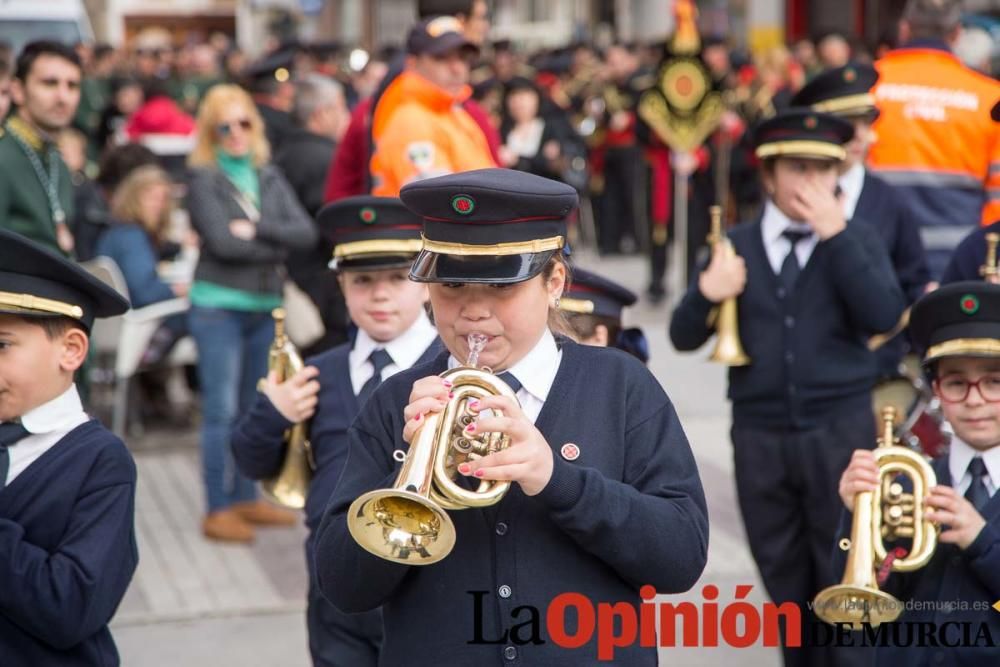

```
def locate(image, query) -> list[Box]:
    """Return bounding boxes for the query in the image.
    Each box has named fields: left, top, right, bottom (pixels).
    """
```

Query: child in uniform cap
left=837, top=281, right=1000, bottom=665
left=315, top=168, right=708, bottom=666
left=0, top=228, right=137, bottom=665
left=670, top=109, right=906, bottom=666
left=792, top=63, right=930, bottom=376
left=560, top=267, right=649, bottom=363
left=231, top=196, right=439, bottom=667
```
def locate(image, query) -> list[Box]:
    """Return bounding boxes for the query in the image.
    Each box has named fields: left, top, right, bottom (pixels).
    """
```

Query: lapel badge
left=560, top=443, right=580, bottom=461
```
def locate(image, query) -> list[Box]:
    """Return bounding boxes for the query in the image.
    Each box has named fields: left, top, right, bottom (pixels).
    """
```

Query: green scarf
left=215, top=149, right=259, bottom=206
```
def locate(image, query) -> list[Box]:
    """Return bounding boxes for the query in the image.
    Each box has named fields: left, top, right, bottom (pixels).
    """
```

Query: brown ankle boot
left=231, top=500, right=298, bottom=527
left=202, top=509, right=255, bottom=543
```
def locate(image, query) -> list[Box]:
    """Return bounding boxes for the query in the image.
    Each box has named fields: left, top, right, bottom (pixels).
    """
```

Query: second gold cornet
left=813, top=406, right=938, bottom=628
left=980, top=232, right=1000, bottom=284
left=706, top=205, right=750, bottom=366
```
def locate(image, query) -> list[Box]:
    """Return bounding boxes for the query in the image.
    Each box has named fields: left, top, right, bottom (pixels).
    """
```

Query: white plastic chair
left=80, top=257, right=196, bottom=437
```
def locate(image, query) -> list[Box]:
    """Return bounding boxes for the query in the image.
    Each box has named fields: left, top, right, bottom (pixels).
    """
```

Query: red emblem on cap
left=560, top=443, right=580, bottom=461
left=359, top=207, right=377, bottom=224
left=844, top=68, right=857, bottom=83
left=804, top=115, right=818, bottom=129
left=451, top=194, right=475, bottom=215
left=961, top=294, right=979, bottom=314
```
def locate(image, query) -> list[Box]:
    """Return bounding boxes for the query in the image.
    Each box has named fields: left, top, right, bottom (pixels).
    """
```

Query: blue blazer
left=940, top=220, right=1000, bottom=285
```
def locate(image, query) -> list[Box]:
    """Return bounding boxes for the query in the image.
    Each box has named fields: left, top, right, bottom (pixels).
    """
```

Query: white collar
left=448, top=329, right=561, bottom=403
left=16, top=384, right=87, bottom=435
left=838, top=162, right=866, bottom=219
left=761, top=199, right=813, bottom=245
left=351, top=310, right=437, bottom=371
left=949, top=436, right=1000, bottom=490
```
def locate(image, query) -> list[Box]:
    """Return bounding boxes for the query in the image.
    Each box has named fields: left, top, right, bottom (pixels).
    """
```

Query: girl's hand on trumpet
left=260, top=366, right=320, bottom=423
left=455, top=394, right=554, bottom=497
left=925, top=486, right=986, bottom=550
left=698, top=242, right=747, bottom=303
left=401, top=376, right=454, bottom=443
left=838, top=449, right=879, bottom=510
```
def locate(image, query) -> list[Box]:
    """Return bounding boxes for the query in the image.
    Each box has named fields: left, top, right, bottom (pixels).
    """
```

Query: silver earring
left=554, top=297, right=561, bottom=308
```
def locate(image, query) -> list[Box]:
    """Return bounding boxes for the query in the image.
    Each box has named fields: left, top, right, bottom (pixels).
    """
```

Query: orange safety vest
left=370, top=70, right=496, bottom=197
left=869, top=47, right=1000, bottom=234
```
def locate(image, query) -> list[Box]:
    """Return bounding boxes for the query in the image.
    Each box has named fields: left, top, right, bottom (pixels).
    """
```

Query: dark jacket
left=314, top=341, right=709, bottom=666
left=0, top=421, right=138, bottom=666
left=670, top=217, right=906, bottom=430
left=941, top=220, right=1000, bottom=285
left=185, top=164, right=317, bottom=297
left=273, top=127, right=335, bottom=218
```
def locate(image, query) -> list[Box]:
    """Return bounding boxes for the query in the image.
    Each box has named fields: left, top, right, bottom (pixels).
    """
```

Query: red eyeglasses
left=934, top=374, right=1000, bottom=403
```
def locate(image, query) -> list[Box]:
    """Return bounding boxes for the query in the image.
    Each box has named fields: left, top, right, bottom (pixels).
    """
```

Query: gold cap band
left=756, top=141, right=846, bottom=161
left=0, top=291, right=84, bottom=319
left=333, top=238, right=424, bottom=259
left=559, top=297, right=595, bottom=314
left=812, top=93, right=876, bottom=115
left=925, top=338, right=1000, bottom=362
left=420, top=235, right=564, bottom=257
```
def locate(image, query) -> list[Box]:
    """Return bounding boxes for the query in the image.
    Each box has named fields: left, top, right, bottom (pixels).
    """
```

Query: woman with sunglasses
left=186, top=83, right=318, bottom=543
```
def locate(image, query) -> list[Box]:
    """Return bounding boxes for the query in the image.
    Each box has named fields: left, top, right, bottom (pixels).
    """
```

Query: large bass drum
left=871, top=356, right=950, bottom=458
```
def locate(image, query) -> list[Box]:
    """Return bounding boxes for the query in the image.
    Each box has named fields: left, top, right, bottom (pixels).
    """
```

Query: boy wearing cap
left=368, top=16, right=496, bottom=197
left=670, top=109, right=906, bottom=666
left=792, top=64, right=930, bottom=372
left=231, top=196, right=440, bottom=667
left=837, top=281, right=1000, bottom=665
left=0, top=228, right=137, bottom=665
left=560, top=267, right=649, bottom=363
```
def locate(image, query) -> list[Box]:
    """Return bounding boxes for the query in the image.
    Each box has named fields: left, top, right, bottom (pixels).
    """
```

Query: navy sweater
left=670, top=218, right=906, bottom=430
left=940, top=220, right=1000, bottom=285
left=832, top=457, right=1000, bottom=666
left=314, top=340, right=709, bottom=666
left=231, top=339, right=440, bottom=582
left=0, top=421, right=138, bottom=667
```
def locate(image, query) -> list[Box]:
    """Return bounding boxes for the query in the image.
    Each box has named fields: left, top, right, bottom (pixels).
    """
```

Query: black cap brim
left=335, top=255, right=418, bottom=272
left=409, top=249, right=555, bottom=284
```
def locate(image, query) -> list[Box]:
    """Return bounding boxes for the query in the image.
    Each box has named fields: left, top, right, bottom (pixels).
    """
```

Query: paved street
left=110, top=250, right=781, bottom=666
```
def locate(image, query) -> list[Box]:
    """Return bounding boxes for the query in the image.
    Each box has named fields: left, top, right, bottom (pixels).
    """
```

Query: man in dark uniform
left=244, top=48, right=297, bottom=152
left=791, top=63, right=931, bottom=375
left=670, top=110, right=905, bottom=667
left=0, top=41, right=82, bottom=256
left=596, top=43, right=655, bottom=256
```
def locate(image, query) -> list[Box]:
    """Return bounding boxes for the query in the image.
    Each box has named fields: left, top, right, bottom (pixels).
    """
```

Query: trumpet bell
left=348, top=488, right=457, bottom=565
left=812, top=584, right=902, bottom=628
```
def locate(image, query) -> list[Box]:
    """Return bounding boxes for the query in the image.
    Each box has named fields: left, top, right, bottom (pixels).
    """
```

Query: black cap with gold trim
left=911, top=281, right=1000, bottom=363
left=561, top=268, right=637, bottom=320
left=0, top=229, right=129, bottom=331
left=401, top=168, right=579, bottom=284
left=315, top=195, right=424, bottom=271
left=752, top=109, right=854, bottom=161
left=789, top=63, right=879, bottom=118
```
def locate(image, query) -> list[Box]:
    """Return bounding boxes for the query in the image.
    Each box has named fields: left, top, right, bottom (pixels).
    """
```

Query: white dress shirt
left=448, top=328, right=562, bottom=424
left=760, top=200, right=819, bottom=275
left=949, top=436, right=1000, bottom=500
left=349, top=311, right=439, bottom=396
left=4, top=384, right=89, bottom=486
left=838, top=162, right=866, bottom=222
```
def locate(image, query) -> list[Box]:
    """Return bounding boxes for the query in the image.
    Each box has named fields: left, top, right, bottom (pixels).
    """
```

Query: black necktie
left=357, top=349, right=394, bottom=405
left=498, top=371, right=522, bottom=395
left=0, top=421, right=30, bottom=491
left=965, top=457, right=991, bottom=512
left=780, top=229, right=812, bottom=290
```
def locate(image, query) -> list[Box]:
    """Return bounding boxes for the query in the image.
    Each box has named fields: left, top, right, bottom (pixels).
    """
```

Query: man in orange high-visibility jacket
left=369, top=17, right=496, bottom=197
left=868, top=0, right=1000, bottom=278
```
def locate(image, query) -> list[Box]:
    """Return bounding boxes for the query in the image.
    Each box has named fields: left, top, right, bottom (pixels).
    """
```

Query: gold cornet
left=706, top=205, right=750, bottom=366
left=980, top=232, right=1000, bottom=284
left=258, top=308, right=314, bottom=509
left=348, top=337, right=518, bottom=565
left=813, top=406, right=938, bottom=628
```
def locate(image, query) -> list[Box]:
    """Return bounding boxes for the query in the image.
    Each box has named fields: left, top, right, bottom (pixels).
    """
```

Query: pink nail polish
left=465, top=423, right=475, bottom=432
left=448, top=392, right=454, bottom=399
left=443, top=380, right=453, bottom=387
left=468, top=399, right=480, bottom=409
left=414, top=413, right=422, bottom=421
left=458, top=463, right=470, bottom=474
left=474, top=470, right=485, bottom=478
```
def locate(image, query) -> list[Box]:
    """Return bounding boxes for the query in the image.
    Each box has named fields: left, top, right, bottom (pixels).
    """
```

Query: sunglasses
left=217, top=119, right=252, bottom=136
